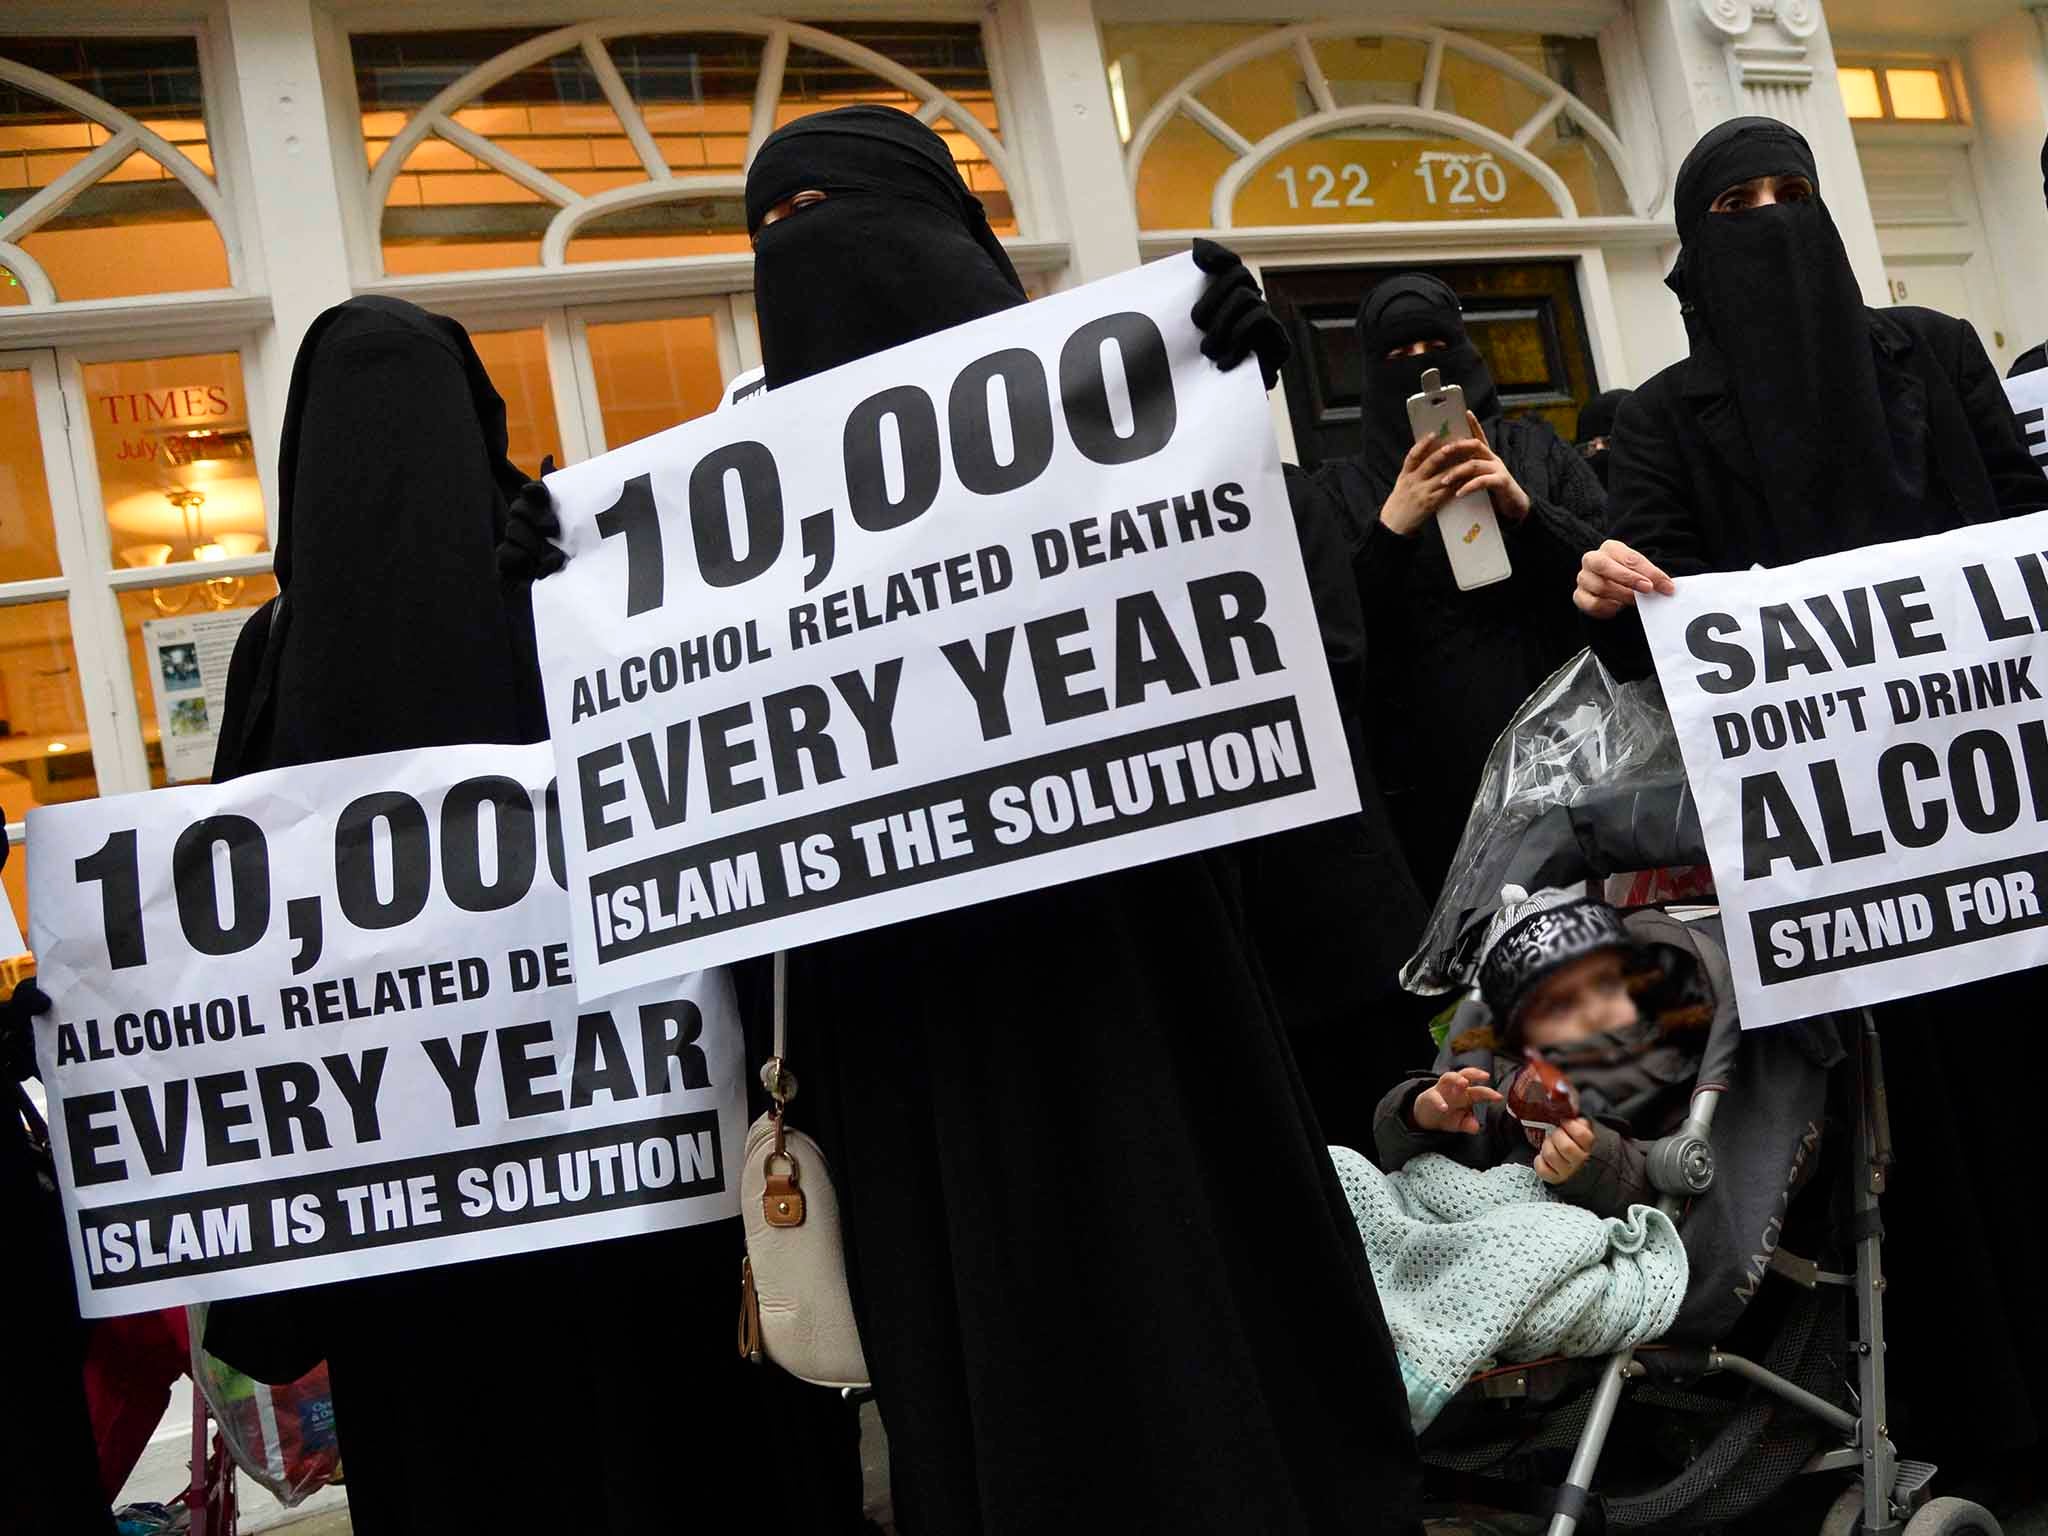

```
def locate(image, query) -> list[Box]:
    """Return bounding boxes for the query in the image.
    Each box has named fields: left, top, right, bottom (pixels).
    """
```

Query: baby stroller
left=1397, top=654, right=2002, bottom=1536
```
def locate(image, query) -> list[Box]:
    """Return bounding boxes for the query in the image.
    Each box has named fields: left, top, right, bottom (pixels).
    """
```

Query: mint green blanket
left=1332, top=1147, right=1689, bottom=1432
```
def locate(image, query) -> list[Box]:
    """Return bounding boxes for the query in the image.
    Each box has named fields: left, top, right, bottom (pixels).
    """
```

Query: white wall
left=1604, top=241, right=1690, bottom=383
left=1964, top=9, right=2048, bottom=361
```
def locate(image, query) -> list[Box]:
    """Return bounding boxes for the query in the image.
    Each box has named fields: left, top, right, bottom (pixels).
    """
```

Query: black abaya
left=751, top=108, right=1424, bottom=1534
left=205, top=297, right=857, bottom=1536
left=1592, top=118, right=2048, bottom=1487
left=1311, top=277, right=1606, bottom=900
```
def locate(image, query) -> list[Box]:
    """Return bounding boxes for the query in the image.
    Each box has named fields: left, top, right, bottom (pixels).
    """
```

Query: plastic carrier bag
left=187, top=1303, right=340, bottom=1506
left=1400, top=649, right=1702, bottom=998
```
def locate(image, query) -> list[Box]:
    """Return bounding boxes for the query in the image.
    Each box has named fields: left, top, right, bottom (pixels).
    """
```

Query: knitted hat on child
left=1476, top=885, right=1633, bottom=1027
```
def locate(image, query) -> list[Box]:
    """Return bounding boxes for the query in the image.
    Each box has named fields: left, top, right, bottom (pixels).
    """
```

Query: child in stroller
left=1373, top=648, right=2006, bottom=1536
left=1374, top=886, right=1712, bottom=1221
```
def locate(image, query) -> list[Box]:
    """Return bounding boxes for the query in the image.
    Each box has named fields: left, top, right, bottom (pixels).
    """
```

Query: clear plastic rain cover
left=1400, top=648, right=1690, bottom=998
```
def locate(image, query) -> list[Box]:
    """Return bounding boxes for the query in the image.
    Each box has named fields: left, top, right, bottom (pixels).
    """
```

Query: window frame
left=0, top=327, right=273, bottom=934
left=1837, top=54, right=1963, bottom=126
left=0, top=7, right=269, bottom=331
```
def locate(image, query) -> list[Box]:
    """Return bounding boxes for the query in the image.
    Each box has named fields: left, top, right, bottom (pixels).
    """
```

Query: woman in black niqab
left=1577, top=118, right=2048, bottom=1499
left=744, top=107, right=1423, bottom=1535
left=1311, top=274, right=1606, bottom=902
left=205, top=297, right=858, bottom=1536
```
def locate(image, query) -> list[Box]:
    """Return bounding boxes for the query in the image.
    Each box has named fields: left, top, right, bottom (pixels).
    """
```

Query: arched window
left=1105, top=22, right=1660, bottom=232
left=357, top=20, right=1017, bottom=277
left=0, top=38, right=239, bottom=305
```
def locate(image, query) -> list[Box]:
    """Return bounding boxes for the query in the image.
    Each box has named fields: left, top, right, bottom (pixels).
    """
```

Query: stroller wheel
left=1822, top=1489, right=2005, bottom=1536
left=1903, top=1497, right=2003, bottom=1536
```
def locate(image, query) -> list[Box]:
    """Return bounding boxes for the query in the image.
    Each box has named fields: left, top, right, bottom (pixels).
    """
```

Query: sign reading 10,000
left=72, top=776, right=569, bottom=976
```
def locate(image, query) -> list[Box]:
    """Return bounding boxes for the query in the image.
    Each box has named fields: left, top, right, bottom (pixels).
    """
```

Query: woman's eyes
left=1714, top=191, right=1752, bottom=212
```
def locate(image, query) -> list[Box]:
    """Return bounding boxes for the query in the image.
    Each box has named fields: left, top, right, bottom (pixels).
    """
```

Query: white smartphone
left=1405, top=367, right=1513, bottom=591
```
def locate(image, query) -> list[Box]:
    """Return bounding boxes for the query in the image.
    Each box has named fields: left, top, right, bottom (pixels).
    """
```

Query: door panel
left=1864, top=142, right=2007, bottom=367
left=1263, top=258, right=1601, bottom=469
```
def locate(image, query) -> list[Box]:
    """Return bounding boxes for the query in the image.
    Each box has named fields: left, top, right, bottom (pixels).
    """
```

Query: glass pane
left=1193, top=43, right=1306, bottom=146
left=0, top=599, right=100, bottom=825
left=1101, top=23, right=1279, bottom=142
left=609, top=32, right=761, bottom=176
left=471, top=328, right=563, bottom=472
left=0, top=36, right=226, bottom=301
left=583, top=314, right=725, bottom=450
left=2, top=833, right=25, bottom=955
left=0, top=368, right=64, bottom=582
left=1235, top=129, right=1566, bottom=227
left=1840, top=67, right=1885, bottom=119
left=362, top=23, right=1009, bottom=273
left=1134, top=112, right=1238, bottom=230
left=80, top=352, right=268, bottom=572
left=1437, top=34, right=1550, bottom=141
left=1886, top=68, right=1949, bottom=121
left=1313, top=37, right=1431, bottom=110
left=117, top=574, right=278, bottom=788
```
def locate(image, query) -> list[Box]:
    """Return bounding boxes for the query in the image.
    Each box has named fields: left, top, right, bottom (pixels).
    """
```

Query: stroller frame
left=1542, top=1007, right=1916, bottom=1536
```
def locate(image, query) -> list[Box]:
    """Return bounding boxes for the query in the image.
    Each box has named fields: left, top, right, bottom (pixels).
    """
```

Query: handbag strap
left=760, top=951, right=795, bottom=1113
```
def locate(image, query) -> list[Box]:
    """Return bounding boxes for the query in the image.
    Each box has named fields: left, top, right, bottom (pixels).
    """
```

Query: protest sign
left=534, top=255, right=1359, bottom=995
left=28, top=741, right=743, bottom=1317
left=1641, top=511, right=2048, bottom=1028
left=2009, top=369, right=2048, bottom=478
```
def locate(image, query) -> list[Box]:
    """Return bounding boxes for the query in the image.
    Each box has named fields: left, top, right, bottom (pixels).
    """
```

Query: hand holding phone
left=1404, top=368, right=1513, bottom=590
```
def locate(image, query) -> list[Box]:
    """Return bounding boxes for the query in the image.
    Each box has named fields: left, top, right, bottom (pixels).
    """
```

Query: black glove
left=3, top=978, right=51, bottom=1085
left=497, top=454, right=566, bottom=582
left=1190, top=238, right=1290, bottom=391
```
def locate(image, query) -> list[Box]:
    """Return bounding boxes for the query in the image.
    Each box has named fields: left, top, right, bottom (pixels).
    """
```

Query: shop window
left=0, top=36, right=235, bottom=304
left=118, top=573, right=278, bottom=788
left=1839, top=59, right=1958, bottom=124
left=1104, top=22, right=1642, bottom=231
left=0, top=367, right=63, bottom=582
left=80, top=352, right=267, bottom=573
left=582, top=312, right=726, bottom=451
left=356, top=21, right=1014, bottom=276
left=471, top=327, right=564, bottom=471
left=0, top=598, right=97, bottom=821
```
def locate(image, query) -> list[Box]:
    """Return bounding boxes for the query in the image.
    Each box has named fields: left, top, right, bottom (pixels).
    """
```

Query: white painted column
left=1964, top=9, right=2048, bottom=362
left=223, top=0, right=356, bottom=494
left=1630, top=0, right=1886, bottom=303
left=988, top=0, right=1141, bottom=287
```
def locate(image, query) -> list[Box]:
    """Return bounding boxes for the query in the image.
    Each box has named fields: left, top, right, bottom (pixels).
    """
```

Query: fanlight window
left=0, top=36, right=236, bottom=306
left=357, top=20, right=1015, bottom=276
left=1104, top=22, right=1655, bottom=231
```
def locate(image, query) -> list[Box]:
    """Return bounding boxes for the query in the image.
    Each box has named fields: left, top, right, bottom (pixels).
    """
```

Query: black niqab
left=1667, top=117, right=1920, bottom=564
left=748, top=111, right=1423, bottom=1536
left=212, top=296, right=544, bottom=777
left=205, top=300, right=859, bottom=1535
left=746, top=106, right=1025, bottom=388
left=1354, top=274, right=1500, bottom=482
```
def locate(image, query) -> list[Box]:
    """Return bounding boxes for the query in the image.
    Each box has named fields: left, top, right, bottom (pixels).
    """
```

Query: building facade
left=0, top=0, right=2043, bottom=931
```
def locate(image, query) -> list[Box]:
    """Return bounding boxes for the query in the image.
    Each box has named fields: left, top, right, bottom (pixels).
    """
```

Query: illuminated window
left=1840, top=67, right=1883, bottom=120
left=1838, top=58, right=1957, bottom=124
left=0, top=36, right=236, bottom=304
left=1885, top=69, right=1950, bottom=120
left=355, top=22, right=1012, bottom=276
left=1103, top=23, right=1638, bottom=232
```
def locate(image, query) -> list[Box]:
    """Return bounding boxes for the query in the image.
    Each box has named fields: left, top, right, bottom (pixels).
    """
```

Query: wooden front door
left=1263, top=258, right=1601, bottom=469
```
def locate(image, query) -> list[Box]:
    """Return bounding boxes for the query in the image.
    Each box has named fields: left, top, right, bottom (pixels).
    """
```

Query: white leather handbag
left=738, top=953, right=870, bottom=1390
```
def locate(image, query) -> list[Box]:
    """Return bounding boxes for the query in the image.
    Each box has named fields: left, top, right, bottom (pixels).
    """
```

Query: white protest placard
left=1641, top=511, right=2048, bottom=1028
left=2008, top=368, right=2048, bottom=477
left=28, top=741, right=743, bottom=1317
left=534, top=255, right=1359, bottom=996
